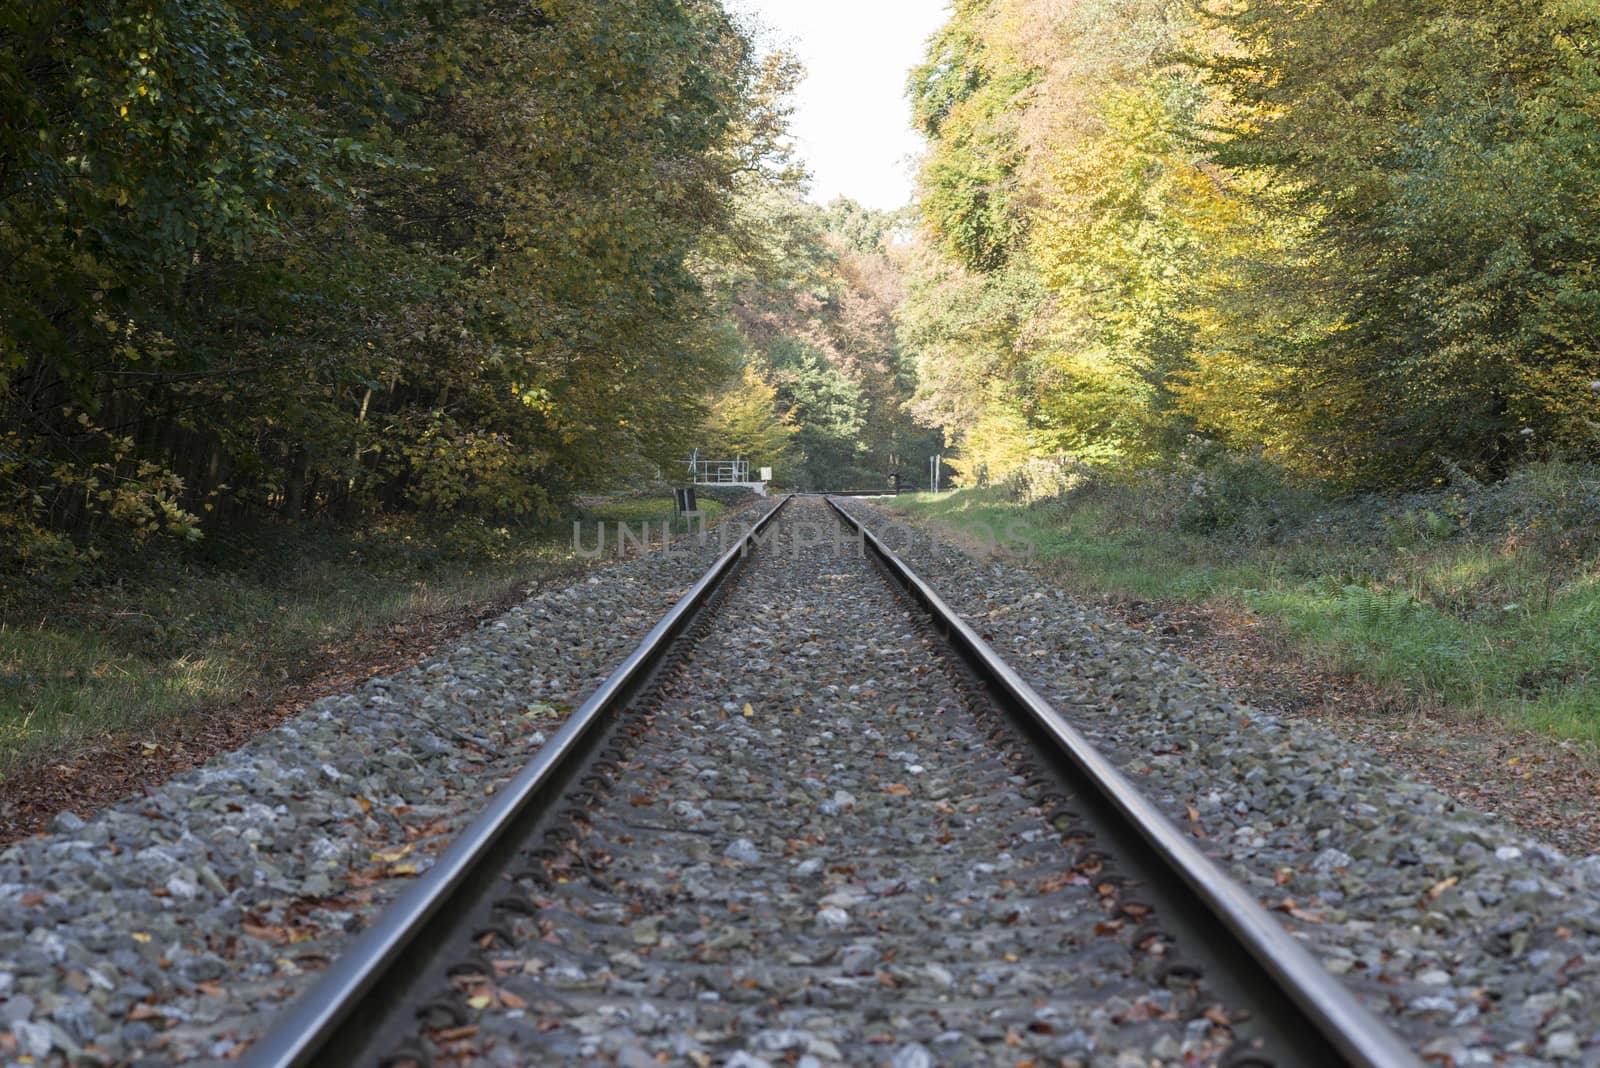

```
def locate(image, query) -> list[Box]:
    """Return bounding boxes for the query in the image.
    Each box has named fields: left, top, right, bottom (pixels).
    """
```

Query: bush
left=0, top=421, right=202, bottom=591
left=1463, top=461, right=1600, bottom=553
left=1001, top=457, right=1095, bottom=505
left=1174, top=445, right=1316, bottom=539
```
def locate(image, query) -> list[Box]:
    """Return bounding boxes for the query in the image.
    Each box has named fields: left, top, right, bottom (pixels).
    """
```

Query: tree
left=1196, top=0, right=1600, bottom=483
left=904, top=0, right=1600, bottom=488
left=0, top=0, right=789, bottom=580
left=705, top=188, right=935, bottom=489
left=703, top=366, right=796, bottom=470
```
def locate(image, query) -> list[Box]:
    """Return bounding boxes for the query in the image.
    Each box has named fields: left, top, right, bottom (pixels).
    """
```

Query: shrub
left=1002, top=457, right=1095, bottom=505
left=1175, top=445, right=1315, bottom=539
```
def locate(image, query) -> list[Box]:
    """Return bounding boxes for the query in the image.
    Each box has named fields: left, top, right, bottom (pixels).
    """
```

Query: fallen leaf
left=242, top=922, right=285, bottom=942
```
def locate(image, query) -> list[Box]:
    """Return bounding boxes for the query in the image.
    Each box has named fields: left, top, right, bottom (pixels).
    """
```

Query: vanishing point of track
left=243, top=495, right=1423, bottom=1068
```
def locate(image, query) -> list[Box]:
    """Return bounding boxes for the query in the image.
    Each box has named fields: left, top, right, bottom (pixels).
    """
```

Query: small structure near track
left=687, top=452, right=769, bottom=496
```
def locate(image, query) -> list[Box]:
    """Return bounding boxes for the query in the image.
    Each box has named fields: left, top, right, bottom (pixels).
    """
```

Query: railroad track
left=243, top=495, right=1421, bottom=1068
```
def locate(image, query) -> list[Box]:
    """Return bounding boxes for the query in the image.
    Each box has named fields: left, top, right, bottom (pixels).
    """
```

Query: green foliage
left=892, top=460, right=1600, bottom=743
left=0, top=0, right=781, bottom=575
left=900, top=257, right=1045, bottom=482
left=397, top=419, right=551, bottom=517
left=999, top=457, right=1094, bottom=505
left=821, top=198, right=908, bottom=255
left=1338, top=585, right=1418, bottom=630
left=771, top=343, right=867, bottom=477
left=1173, top=445, right=1317, bottom=539
left=705, top=190, right=938, bottom=489
left=903, top=0, right=1211, bottom=483
left=905, top=0, right=1600, bottom=491
left=702, top=366, right=796, bottom=468
left=908, top=11, right=1033, bottom=272
left=1193, top=0, right=1600, bottom=484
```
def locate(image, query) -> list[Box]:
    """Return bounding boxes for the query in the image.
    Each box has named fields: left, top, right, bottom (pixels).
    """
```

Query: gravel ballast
left=0, top=508, right=761, bottom=1066
left=3, top=490, right=1595, bottom=1065
left=403, top=497, right=1249, bottom=1066
left=841, top=498, right=1600, bottom=1066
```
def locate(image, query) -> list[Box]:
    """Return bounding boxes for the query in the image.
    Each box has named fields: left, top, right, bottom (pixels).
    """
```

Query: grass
left=889, top=461, right=1600, bottom=745
left=0, top=492, right=725, bottom=779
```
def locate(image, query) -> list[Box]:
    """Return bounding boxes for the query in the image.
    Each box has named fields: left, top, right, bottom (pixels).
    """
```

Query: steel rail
left=825, top=496, right=1422, bottom=1068
left=244, top=495, right=793, bottom=1068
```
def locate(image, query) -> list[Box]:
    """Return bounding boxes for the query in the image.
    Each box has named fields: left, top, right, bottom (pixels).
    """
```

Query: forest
left=905, top=0, right=1600, bottom=489
left=891, top=0, right=1600, bottom=749
left=12, top=0, right=1600, bottom=578
left=0, top=0, right=842, bottom=584
left=5, top=0, right=1600, bottom=767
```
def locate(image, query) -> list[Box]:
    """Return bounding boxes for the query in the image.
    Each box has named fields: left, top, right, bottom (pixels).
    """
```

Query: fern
left=1341, top=585, right=1413, bottom=628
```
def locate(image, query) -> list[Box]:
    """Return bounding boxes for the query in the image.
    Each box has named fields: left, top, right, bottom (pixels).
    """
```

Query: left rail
left=244, top=495, right=792, bottom=1068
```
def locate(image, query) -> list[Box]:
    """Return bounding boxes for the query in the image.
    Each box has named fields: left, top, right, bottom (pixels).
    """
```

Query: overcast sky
left=727, top=0, right=951, bottom=212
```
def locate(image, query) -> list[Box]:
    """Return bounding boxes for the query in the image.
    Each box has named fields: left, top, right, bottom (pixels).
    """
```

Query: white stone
left=11, top=1020, right=52, bottom=1058
left=725, top=1053, right=772, bottom=1068
left=724, top=838, right=760, bottom=864
left=1570, top=855, right=1600, bottom=892
left=1311, top=848, right=1354, bottom=872
left=892, top=1044, right=932, bottom=1068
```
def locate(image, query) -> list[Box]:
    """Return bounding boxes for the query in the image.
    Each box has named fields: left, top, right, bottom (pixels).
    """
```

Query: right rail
left=826, top=495, right=1422, bottom=1068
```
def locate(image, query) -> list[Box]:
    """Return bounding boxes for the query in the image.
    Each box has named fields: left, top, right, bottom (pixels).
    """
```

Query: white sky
left=728, top=0, right=952, bottom=212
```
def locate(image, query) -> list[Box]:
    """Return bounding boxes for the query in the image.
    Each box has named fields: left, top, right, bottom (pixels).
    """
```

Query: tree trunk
left=282, top=446, right=311, bottom=520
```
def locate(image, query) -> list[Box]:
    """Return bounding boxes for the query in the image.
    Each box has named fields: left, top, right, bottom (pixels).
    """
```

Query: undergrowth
left=0, top=493, right=724, bottom=779
left=892, top=457, right=1600, bottom=744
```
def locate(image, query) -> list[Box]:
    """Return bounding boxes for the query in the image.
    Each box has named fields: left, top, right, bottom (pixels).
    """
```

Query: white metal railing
left=688, top=458, right=751, bottom=484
